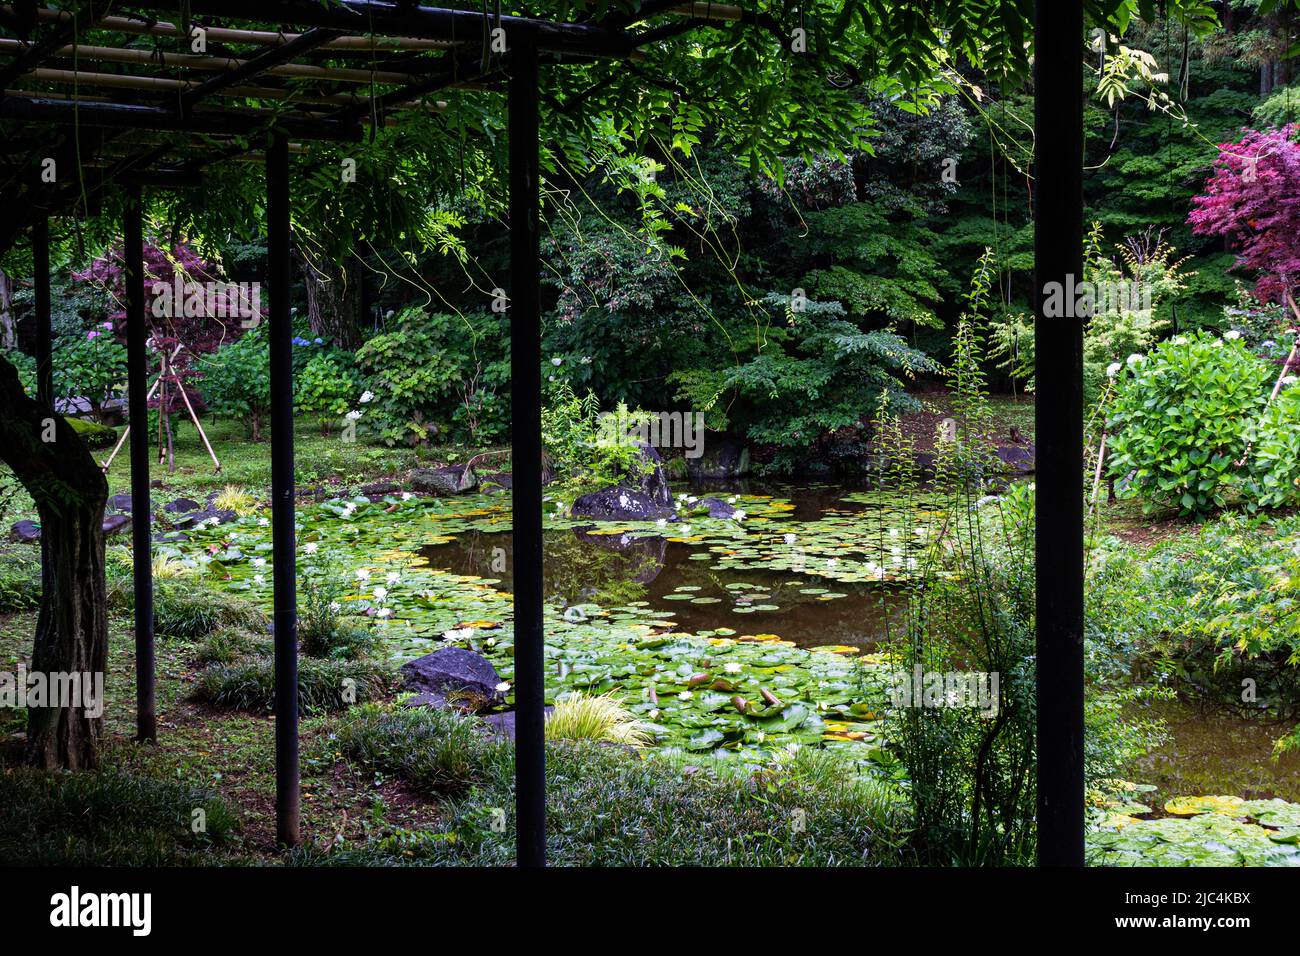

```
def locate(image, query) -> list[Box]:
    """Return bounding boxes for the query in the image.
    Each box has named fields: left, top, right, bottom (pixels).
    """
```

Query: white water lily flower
left=355, top=568, right=371, bottom=581
left=376, top=608, right=393, bottom=619
left=303, top=542, right=318, bottom=554
left=1224, top=330, right=1242, bottom=340
left=784, top=533, right=797, bottom=544
left=732, top=510, right=746, bottom=521
left=401, top=492, right=413, bottom=501
left=373, top=586, right=387, bottom=601
left=258, top=517, right=269, bottom=527
left=724, top=662, right=742, bottom=674
left=727, top=496, right=737, bottom=503
left=252, top=557, right=266, bottom=568
left=679, top=525, right=691, bottom=536
left=677, top=691, right=693, bottom=701
left=496, top=681, right=511, bottom=692
left=386, top=571, right=400, bottom=585
left=656, top=518, right=668, bottom=528
left=328, top=601, right=341, bottom=614
left=827, top=557, right=839, bottom=567
left=442, top=627, right=474, bottom=642
left=1106, top=362, right=1122, bottom=379
left=359, top=390, right=374, bottom=403
left=253, top=574, right=265, bottom=584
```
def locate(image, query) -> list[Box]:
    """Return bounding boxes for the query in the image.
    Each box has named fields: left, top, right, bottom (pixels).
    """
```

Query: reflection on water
left=1129, top=698, right=1300, bottom=805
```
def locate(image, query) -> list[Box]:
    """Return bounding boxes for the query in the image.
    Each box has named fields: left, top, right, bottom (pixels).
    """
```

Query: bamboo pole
left=11, top=6, right=459, bottom=50
left=0, top=39, right=421, bottom=84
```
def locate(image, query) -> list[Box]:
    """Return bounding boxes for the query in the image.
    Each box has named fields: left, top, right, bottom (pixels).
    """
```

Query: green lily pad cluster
left=164, top=488, right=907, bottom=764
left=1087, top=791, right=1300, bottom=866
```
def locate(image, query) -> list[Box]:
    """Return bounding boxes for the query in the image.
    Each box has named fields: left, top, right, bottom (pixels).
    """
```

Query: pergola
left=1, top=1, right=1084, bottom=867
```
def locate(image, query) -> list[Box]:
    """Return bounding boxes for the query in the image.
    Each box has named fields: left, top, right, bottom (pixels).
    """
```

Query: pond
left=166, top=477, right=1298, bottom=802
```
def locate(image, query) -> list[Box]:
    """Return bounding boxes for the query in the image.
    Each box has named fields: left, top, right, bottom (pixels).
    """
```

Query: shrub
left=298, top=560, right=377, bottom=660
left=1247, top=382, right=1300, bottom=509
left=296, top=350, right=360, bottom=435
left=354, top=307, right=462, bottom=447
left=194, top=627, right=270, bottom=666
left=152, top=581, right=267, bottom=639
left=336, top=703, right=497, bottom=794
left=194, top=656, right=391, bottom=714
left=1107, top=332, right=1269, bottom=516
left=52, top=324, right=128, bottom=413
left=199, top=326, right=271, bottom=440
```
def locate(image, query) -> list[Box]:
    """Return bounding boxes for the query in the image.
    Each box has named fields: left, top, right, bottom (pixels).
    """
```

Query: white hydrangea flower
left=1106, top=361, right=1122, bottom=379
left=359, top=390, right=374, bottom=403
left=1126, top=353, right=1145, bottom=366
left=345, top=409, right=362, bottom=420
left=1224, top=330, right=1242, bottom=340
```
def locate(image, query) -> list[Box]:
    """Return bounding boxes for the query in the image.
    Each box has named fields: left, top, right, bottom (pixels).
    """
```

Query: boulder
left=163, top=497, right=202, bottom=514
left=360, top=480, right=401, bottom=499
left=171, top=508, right=235, bottom=529
left=995, top=444, right=1036, bottom=474
left=697, top=496, right=737, bottom=519
left=409, top=464, right=477, bottom=496
left=686, top=432, right=751, bottom=480
left=102, top=514, right=131, bottom=536
left=9, top=520, right=40, bottom=544
left=480, top=706, right=555, bottom=740
left=107, top=494, right=134, bottom=513
left=400, top=646, right=505, bottom=709
left=572, top=441, right=675, bottom=521
left=479, top=470, right=513, bottom=493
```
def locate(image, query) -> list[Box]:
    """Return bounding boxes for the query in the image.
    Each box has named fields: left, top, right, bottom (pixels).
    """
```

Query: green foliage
left=0, top=551, right=41, bottom=612
left=673, top=293, right=936, bottom=473
left=355, top=307, right=508, bottom=447
left=540, top=380, right=652, bottom=500
left=198, top=326, right=270, bottom=440
left=336, top=703, right=498, bottom=795
left=295, top=349, right=360, bottom=435
left=194, top=656, right=391, bottom=714
left=0, top=768, right=236, bottom=865
left=110, top=577, right=267, bottom=639
left=545, top=692, right=651, bottom=746
left=299, top=551, right=379, bottom=661
left=1107, top=332, right=1269, bottom=515
left=52, top=325, right=127, bottom=411
left=1247, top=383, right=1300, bottom=509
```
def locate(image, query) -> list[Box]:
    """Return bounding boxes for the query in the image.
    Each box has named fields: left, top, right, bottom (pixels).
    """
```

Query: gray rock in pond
left=9, top=520, right=40, bottom=544
left=995, top=444, right=1036, bottom=474
left=686, top=432, right=751, bottom=480
left=572, top=441, right=675, bottom=521
left=102, top=514, right=131, bottom=536
left=107, top=494, right=134, bottom=513
left=408, top=464, right=478, bottom=497
left=360, top=480, right=401, bottom=498
left=697, top=496, right=737, bottom=519
left=163, top=497, right=202, bottom=514
left=400, top=646, right=505, bottom=708
left=479, top=470, right=512, bottom=493
left=480, top=706, right=554, bottom=740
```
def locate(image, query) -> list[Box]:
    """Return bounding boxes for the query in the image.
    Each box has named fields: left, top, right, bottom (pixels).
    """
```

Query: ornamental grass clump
left=544, top=692, right=651, bottom=746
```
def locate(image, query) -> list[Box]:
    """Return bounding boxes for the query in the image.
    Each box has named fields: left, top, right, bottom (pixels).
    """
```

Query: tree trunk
left=0, top=354, right=109, bottom=769
left=27, top=495, right=108, bottom=769
left=0, top=267, right=15, bottom=350
left=296, top=246, right=361, bottom=350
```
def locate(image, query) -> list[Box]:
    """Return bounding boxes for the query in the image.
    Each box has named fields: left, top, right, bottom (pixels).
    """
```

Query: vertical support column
left=1034, top=1, right=1085, bottom=866
left=508, top=27, right=546, bottom=868
left=33, top=215, right=52, bottom=409
left=266, top=131, right=300, bottom=848
left=124, top=183, right=156, bottom=744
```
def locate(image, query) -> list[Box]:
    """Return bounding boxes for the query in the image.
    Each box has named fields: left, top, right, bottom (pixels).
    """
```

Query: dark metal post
left=508, top=27, right=546, bottom=868
left=124, top=183, right=156, bottom=744
left=33, top=215, right=52, bottom=409
left=266, top=131, right=300, bottom=848
left=1034, top=1, right=1085, bottom=866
